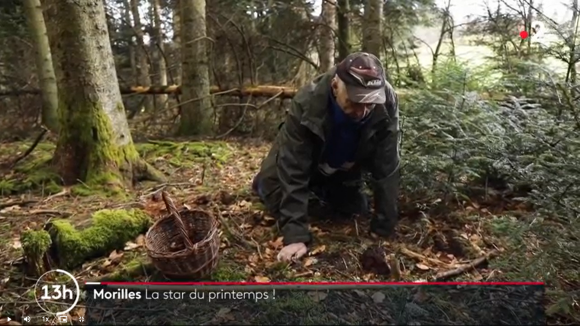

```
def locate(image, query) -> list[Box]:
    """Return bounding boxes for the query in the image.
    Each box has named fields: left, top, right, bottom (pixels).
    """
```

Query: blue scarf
left=322, top=90, right=370, bottom=169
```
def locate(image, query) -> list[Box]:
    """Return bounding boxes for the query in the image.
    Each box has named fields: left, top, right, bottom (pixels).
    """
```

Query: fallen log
left=0, top=85, right=299, bottom=98
left=0, top=85, right=506, bottom=101
left=21, top=208, right=152, bottom=276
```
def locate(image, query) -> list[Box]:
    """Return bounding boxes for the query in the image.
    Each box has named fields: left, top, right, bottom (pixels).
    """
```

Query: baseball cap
left=336, top=52, right=386, bottom=104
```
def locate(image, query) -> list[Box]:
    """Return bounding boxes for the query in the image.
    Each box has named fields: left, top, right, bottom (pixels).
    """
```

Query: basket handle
left=161, top=191, right=195, bottom=249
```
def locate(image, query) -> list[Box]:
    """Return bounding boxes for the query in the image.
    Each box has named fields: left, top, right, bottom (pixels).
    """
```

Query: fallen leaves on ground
left=124, top=234, right=146, bottom=250
left=303, top=257, right=317, bottom=267
left=415, top=263, right=430, bottom=271
left=268, top=237, right=284, bottom=249
left=102, top=250, right=124, bottom=268
left=310, top=245, right=326, bottom=255
left=0, top=140, right=545, bottom=324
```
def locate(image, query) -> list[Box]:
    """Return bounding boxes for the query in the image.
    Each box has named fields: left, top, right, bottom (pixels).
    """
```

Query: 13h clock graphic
left=34, top=269, right=80, bottom=316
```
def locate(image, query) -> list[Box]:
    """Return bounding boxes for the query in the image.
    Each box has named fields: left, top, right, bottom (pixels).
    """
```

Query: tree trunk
left=23, top=0, right=59, bottom=132
left=130, top=0, right=153, bottom=112
left=431, top=0, right=452, bottom=80
left=336, top=0, right=351, bottom=61
left=122, top=0, right=138, bottom=84
left=566, top=0, right=579, bottom=84
left=362, top=0, right=383, bottom=57
left=172, top=0, right=182, bottom=84
left=318, top=0, right=336, bottom=72
left=150, top=0, right=168, bottom=109
left=178, top=0, right=212, bottom=135
left=45, top=0, right=164, bottom=188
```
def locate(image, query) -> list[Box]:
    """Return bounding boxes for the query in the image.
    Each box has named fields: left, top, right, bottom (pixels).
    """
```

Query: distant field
left=416, top=44, right=493, bottom=67
left=413, top=30, right=568, bottom=77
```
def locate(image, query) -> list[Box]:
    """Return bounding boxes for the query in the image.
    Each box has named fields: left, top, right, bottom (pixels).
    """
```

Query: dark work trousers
left=252, top=168, right=370, bottom=220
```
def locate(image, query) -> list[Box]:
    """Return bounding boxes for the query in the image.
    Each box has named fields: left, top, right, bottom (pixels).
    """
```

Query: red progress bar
left=87, top=281, right=544, bottom=286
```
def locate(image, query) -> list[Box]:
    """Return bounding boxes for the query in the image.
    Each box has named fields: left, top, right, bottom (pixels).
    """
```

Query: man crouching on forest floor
left=252, top=52, right=401, bottom=262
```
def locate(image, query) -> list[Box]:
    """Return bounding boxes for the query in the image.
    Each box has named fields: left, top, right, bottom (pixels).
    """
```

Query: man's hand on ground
left=277, top=242, right=308, bottom=262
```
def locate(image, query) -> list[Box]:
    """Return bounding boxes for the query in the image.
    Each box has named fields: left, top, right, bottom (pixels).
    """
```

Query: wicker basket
left=145, top=191, right=220, bottom=278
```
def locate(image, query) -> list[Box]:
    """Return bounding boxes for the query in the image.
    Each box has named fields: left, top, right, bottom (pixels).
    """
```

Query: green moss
left=49, top=208, right=151, bottom=269
left=34, top=142, right=57, bottom=152
left=136, top=141, right=231, bottom=164
left=1, top=166, right=62, bottom=195
left=0, top=142, right=63, bottom=195
left=25, top=288, right=36, bottom=300
left=210, top=261, right=247, bottom=281
left=99, top=256, right=156, bottom=282
left=0, top=179, right=16, bottom=194
left=19, top=161, right=63, bottom=195
left=21, top=229, right=52, bottom=276
left=122, top=256, right=147, bottom=272
left=14, top=149, right=52, bottom=173
left=8, top=141, right=56, bottom=155
left=168, top=157, right=185, bottom=167
left=252, top=202, right=266, bottom=211
left=70, top=171, right=129, bottom=198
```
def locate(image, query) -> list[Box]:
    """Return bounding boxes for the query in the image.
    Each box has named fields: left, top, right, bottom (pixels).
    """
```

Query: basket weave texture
left=145, top=192, right=220, bottom=278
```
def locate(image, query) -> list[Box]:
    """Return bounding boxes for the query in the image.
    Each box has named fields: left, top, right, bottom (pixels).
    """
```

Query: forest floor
left=0, top=139, right=574, bottom=325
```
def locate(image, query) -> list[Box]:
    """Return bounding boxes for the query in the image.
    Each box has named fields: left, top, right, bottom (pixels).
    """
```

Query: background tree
left=23, top=0, right=58, bottom=132
left=130, top=0, right=153, bottom=112
left=362, top=0, right=383, bottom=57
left=178, top=0, right=211, bottom=135
left=317, top=0, right=336, bottom=72
left=150, top=0, right=168, bottom=110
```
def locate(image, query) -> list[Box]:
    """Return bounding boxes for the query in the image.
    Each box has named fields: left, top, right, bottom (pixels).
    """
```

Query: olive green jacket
left=257, top=67, right=400, bottom=245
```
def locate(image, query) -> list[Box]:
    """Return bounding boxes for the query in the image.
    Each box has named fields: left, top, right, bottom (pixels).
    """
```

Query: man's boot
left=316, top=183, right=370, bottom=219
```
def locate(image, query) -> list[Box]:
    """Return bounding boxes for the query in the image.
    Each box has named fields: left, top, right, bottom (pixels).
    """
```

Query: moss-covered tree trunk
left=178, top=0, right=212, bottom=136
left=362, top=0, right=383, bottom=57
left=23, top=0, right=58, bottom=132
left=318, top=0, right=336, bottom=72
left=45, top=0, right=164, bottom=188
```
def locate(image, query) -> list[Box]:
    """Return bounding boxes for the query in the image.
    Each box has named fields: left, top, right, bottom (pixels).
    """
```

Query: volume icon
left=23, top=316, right=31, bottom=322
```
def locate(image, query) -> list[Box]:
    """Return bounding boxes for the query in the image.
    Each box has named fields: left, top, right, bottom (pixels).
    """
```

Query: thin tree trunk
left=23, top=0, right=58, bottom=132
left=318, top=0, right=336, bottom=72
left=130, top=0, right=153, bottom=111
left=44, top=0, right=164, bottom=187
left=178, top=0, right=212, bottom=135
left=567, top=0, right=579, bottom=84
left=362, top=0, right=383, bottom=57
left=172, top=0, right=182, bottom=84
left=336, top=0, right=351, bottom=61
left=431, top=0, right=453, bottom=80
left=151, top=0, right=168, bottom=109
left=122, top=0, right=138, bottom=84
